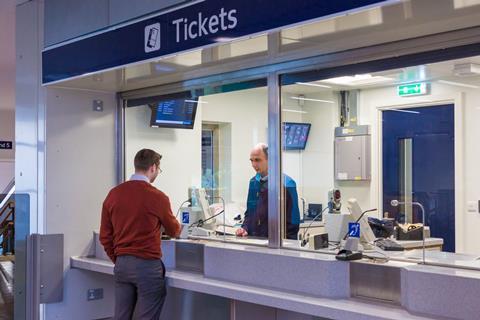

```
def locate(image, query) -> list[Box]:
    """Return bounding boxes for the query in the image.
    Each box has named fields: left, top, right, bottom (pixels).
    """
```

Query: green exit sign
left=397, top=83, right=429, bottom=97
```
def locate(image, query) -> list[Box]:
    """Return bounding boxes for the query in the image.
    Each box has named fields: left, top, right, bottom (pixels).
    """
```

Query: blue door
left=383, top=104, right=455, bottom=252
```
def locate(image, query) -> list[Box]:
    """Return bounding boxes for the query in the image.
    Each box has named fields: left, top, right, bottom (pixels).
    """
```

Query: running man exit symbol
left=145, top=23, right=161, bottom=53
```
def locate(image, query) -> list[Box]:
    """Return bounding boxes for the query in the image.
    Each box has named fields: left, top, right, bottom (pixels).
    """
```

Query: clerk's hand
left=236, top=227, right=248, bottom=237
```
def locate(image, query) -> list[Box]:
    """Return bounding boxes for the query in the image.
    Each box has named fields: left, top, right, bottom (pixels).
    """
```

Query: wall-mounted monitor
left=150, top=98, right=198, bottom=129
left=283, top=122, right=311, bottom=150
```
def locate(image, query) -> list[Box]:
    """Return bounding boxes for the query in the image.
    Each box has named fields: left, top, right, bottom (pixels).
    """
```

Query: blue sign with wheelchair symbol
left=348, top=222, right=360, bottom=238
left=182, top=211, right=190, bottom=224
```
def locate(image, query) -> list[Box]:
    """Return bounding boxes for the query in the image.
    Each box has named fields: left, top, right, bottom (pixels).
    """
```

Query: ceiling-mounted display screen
left=150, top=98, right=198, bottom=129
left=283, top=122, right=311, bottom=150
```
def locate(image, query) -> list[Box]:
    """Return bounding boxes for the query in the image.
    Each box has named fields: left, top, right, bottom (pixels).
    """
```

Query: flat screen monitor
left=150, top=98, right=198, bottom=129
left=283, top=122, right=311, bottom=150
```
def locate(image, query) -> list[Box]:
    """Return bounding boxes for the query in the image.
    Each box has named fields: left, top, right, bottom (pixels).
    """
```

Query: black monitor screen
left=284, top=122, right=311, bottom=150
left=150, top=98, right=198, bottom=129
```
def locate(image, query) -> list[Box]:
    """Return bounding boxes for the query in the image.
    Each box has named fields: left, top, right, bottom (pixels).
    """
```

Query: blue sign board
left=0, top=141, right=12, bottom=150
left=348, top=222, right=360, bottom=238
left=42, top=0, right=395, bottom=83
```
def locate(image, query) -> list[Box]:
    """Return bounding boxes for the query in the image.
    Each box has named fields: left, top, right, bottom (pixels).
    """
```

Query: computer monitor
left=149, top=98, right=198, bottom=129
left=347, top=198, right=376, bottom=244
left=283, top=122, right=311, bottom=150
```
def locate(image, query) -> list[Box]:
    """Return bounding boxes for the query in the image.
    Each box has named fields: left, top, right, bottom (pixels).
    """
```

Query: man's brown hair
left=134, top=149, right=162, bottom=171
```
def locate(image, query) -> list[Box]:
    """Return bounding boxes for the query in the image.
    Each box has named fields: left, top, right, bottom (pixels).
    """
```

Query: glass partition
left=125, top=79, right=269, bottom=245
left=280, top=53, right=480, bottom=269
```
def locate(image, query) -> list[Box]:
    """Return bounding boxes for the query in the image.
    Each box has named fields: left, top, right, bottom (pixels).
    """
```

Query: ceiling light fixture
left=320, top=74, right=393, bottom=86
left=185, top=99, right=209, bottom=104
left=290, top=96, right=334, bottom=104
left=283, top=109, right=308, bottom=114
left=295, top=82, right=332, bottom=88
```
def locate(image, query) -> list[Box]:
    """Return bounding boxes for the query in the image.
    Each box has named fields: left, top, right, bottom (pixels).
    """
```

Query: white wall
left=201, top=89, right=268, bottom=205
left=45, top=88, right=117, bottom=319
left=125, top=104, right=202, bottom=214
left=281, top=92, right=339, bottom=211
left=125, top=88, right=268, bottom=214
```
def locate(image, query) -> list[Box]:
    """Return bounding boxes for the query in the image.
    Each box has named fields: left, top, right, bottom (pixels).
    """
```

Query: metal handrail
left=0, top=202, right=14, bottom=223
left=0, top=207, right=14, bottom=229
left=0, top=179, right=14, bottom=216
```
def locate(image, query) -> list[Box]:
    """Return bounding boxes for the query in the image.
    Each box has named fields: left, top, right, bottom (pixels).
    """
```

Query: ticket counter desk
left=71, top=232, right=480, bottom=320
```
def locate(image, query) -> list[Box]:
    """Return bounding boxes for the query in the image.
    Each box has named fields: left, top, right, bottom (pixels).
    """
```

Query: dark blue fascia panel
left=42, top=0, right=392, bottom=84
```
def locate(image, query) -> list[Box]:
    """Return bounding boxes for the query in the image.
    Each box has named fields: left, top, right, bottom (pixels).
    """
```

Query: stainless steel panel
left=334, top=134, right=371, bottom=181
left=268, top=73, right=281, bottom=247
left=15, top=194, right=30, bottom=320
left=399, top=138, right=413, bottom=223
left=175, top=241, right=204, bottom=273
left=350, top=262, right=401, bottom=304
left=160, top=287, right=230, bottom=320
left=31, top=234, right=64, bottom=303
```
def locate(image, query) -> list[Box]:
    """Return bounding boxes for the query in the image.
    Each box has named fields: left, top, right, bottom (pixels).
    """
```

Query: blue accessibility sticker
left=348, top=222, right=360, bottom=238
left=182, top=211, right=190, bottom=224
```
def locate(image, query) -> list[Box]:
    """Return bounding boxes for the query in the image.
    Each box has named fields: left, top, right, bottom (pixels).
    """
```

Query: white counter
left=82, top=235, right=480, bottom=319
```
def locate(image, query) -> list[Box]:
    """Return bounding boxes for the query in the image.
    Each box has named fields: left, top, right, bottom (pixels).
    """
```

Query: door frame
left=376, top=93, right=465, bottom=252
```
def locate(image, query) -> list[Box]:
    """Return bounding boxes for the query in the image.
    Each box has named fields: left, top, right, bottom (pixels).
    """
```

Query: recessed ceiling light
left=321, top=74, right=393, bottom=86
left=290, top=96, right=334, bottom=104
left=295, top=82, right=332, bottom=88
left=438, top=80, right=479, bottom=89
left=283, top=109, right=308, bottom=114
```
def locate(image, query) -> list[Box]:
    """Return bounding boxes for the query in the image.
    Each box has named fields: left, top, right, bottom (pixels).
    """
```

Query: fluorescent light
left=290, top=96, right=334, bottom=104
left=321, top=74, right=393, bottom=86
left=215, top=37, right=235, bottom=42
left=283, top=109, right=308, bottom=114
left=185, top=99, right=208, bottom=104
left=388, top=109, right=420, bottom=114
left=295, top=82, right=332, bottom=88
left=438, top=80, right=479, bottom=89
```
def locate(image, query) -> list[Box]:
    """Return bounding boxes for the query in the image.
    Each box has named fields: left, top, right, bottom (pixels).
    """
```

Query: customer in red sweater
left=100, top=148, right=181, bottom=320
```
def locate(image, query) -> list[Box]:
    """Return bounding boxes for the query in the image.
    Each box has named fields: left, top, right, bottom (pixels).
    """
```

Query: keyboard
left=375, top=238, right=404, bottom=251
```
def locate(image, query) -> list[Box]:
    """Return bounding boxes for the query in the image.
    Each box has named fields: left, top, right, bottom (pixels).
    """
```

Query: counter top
left=70, top=256, right=438, bottom=320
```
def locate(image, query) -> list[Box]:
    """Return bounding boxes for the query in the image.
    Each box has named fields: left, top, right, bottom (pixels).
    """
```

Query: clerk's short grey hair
left=254, top=143, right=268, bottom=159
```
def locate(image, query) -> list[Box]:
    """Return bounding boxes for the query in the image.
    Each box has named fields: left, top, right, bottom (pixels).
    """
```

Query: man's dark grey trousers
left=114, top=255, right=166, bottom=319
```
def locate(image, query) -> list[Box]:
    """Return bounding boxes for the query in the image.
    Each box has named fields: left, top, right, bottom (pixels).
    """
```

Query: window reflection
left=281, top=55, right=480, bottom=268
left=125, top=84, right=269, bottom=244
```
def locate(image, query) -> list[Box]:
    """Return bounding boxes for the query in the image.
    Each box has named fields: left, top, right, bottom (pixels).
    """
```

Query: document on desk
left=215, top=225, right=238, bottom=235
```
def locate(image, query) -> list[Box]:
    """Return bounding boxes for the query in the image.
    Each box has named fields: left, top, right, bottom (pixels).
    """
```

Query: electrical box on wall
left=334, top=125, right=371, bottom=181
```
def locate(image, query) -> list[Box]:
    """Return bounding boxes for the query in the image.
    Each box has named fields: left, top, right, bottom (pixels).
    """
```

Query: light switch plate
left=87, top=288, right=103, bottom=301
left=467, top=201, right=477, bottom=212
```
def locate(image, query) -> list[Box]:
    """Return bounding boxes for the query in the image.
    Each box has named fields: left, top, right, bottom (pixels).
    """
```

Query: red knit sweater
left=100, top=180, right=181, bottom=262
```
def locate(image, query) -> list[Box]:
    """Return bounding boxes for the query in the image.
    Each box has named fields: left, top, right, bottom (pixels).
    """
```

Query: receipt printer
left=396, top=223, right=424, bottom=241
left=309, top=233, right=329, bottom=250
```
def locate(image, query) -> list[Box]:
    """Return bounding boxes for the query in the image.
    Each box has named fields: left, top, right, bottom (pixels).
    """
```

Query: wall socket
left=87, top=288, right=103, bottom=301
left=92, top=100, right=104, bottom=112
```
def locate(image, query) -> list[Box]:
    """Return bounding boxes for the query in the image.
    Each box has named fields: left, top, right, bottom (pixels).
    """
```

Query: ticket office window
left=124, top=79, right=269, bottom=244
left=279, top=53, right=480, bottom=269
